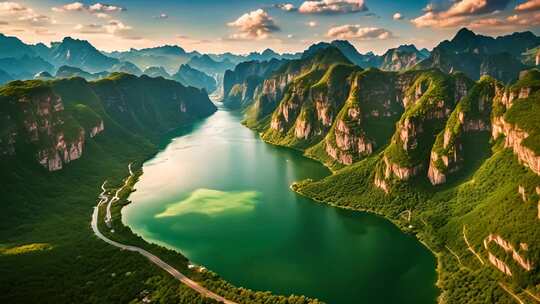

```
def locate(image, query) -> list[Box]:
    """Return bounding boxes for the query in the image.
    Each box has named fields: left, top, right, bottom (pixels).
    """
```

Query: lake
left=122, top=106, right=438, bottom=304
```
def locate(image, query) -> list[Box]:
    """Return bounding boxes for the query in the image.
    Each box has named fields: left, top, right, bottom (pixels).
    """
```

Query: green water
left=122, top=107, right=438, bottom=304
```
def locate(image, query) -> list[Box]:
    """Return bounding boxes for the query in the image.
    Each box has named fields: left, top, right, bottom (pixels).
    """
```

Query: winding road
left=105, top=163, right=133, bottom=227
left=92, top=166, right=237, bottom=304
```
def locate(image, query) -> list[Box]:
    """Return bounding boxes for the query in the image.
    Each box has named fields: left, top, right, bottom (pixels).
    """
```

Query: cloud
left=88, top=3, right=124, bottom=12
left=327, top=25, right=394, bottom=40
left=74, top=19, right=134, bottom=37
left=298, top=0, right=367, bottom=14
left=95, top=12, right=110, bottom=19
left=307, top=20, right=318, bottom=27
left=0, top=2, right=52, bottom=25
left=227, top=9, right=280, bottom=40
left=393, top=12, right=403, bottom=20
left=155, top=13, right=168, bottom=19
left=515, top=0, right=540, bottom=12
left=52, top=2, right=125, bottom=14
left=276, top=3, right=296, bottom=11
left=412, top=0, right=512, bottom=28
left=52, top=2, right=84, bottom=12
left=468, top=11, right=540, bottom=29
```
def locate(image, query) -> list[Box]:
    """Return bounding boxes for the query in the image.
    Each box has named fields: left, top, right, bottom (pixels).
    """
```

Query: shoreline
left=119, top=113, right=442, bottom=303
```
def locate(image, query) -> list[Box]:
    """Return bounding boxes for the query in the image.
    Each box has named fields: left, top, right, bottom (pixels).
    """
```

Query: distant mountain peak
left=453, top=27, right=477, bottom=42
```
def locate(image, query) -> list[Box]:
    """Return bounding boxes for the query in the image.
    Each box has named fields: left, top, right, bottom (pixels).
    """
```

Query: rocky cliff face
left=427, top=77, right=497, bottom=185
left=379, top=45, right=429, bottom=71
left=0, top=73, right=216, bottom=171
left=492, top=69, right=540, bottom=177
left=373, top=71, right=472, bottom=191
left=222, top=58, right=284, bottom=107
left=493, top=116, right=540, bottom=175
left=0, top=82, right=105, bottom=171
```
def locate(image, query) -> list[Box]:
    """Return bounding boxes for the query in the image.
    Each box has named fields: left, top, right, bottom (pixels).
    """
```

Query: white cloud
left=468, top=11, right=540, bottom=29
left=52, top=2, right=125, bottom=15
left=327, top=25, right=394, bottom=40
left=227, top=9, right=280, bottom=40
left=393, top=12, right=403, bottom=20
left=155, top=13, right=168, bottom=19
left=298, top=0, right=367, bottom=14
left=0, top=2, right=52, bottom=26
left=74, top=19, right=133, bottom=37
left=277, top=3, right=296, bottom=11
left=52, top=2, right=85, bottom=12
left=515, top=0, right=540, bottom=12
left=307, top=20, right=318, bottom=27
left=412, top=0, right=512, bottom=28
left=89, top=3, right=124, bottom=12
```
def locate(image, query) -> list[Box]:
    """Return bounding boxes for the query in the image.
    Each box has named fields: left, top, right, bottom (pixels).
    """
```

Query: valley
left=1, top=3, right=540, bottom=301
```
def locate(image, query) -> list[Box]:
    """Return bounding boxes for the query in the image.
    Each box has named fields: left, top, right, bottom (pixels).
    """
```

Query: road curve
left=105, top=163, right=133, bottom=226
left=91, top=186, right=237, bottom=303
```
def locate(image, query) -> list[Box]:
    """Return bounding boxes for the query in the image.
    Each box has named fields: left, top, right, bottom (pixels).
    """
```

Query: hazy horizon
left=1, top=0, right=539, bottom=55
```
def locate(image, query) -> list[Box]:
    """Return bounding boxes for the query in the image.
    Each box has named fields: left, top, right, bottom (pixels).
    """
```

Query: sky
left=0, top=0, right=539, bottom=55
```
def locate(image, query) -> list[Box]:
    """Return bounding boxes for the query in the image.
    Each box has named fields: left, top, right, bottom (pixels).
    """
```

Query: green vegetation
left=505, top=91, right=540, bottom=154
left=241, top=46, right=540, bottom=303
left=288, top=67, right=540, bottom=303
left=0, top=76, right=324, bottom=303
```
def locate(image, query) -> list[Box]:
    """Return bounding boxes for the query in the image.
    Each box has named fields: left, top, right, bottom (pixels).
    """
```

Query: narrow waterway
left=122, top=107, right=437, bottom=304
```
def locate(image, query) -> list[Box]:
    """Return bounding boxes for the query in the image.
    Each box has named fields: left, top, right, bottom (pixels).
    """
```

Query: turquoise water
left=122, top=107, right=437, bottom=304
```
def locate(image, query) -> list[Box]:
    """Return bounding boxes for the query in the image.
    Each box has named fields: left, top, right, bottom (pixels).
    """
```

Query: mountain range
left=227, top=43, right=540, bottom=303
left=1, top=26, right=540, bottom=304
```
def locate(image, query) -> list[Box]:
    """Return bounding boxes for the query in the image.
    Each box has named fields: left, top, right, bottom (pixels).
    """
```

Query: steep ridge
left=379, top=45, right=430, bottom=71
left=291, top=68, right=540, bottom=304
left=372, top=71, right=473, bottom=192
left=222, top=58, right=285, bottom=108
left=244, top=47, right=353, bottom=128
left=0, top=73, right=216, bottom=171
left=427, top=76, right=499, bottom=185
left=46, top=37, right=119, bottom=72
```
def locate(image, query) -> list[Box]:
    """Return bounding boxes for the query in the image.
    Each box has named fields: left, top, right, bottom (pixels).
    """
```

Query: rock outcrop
left=492, top=116, right=540, bottom=175
left=484, top=233, right=533, bottom=275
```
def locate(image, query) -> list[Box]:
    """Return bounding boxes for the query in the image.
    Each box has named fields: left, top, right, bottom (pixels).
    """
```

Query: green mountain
left=0, top=33, right=37, bottom=58
left=242, top=43, right=540, bottom=302
left=46, top=37, right=119, bottom=73
left=109, top=61, right=143, bottom=76
left=0, top=73, right=216, bottom=171
left=379, top=44, right=430, bottom=71
left=55, top=65, right=108, bottom=81
left=107, top=45, right=197, bottom=73
left=0, top=55, right=54, bottom=79
left=186, top=54, right=235, bottom=75
left=417, top=28, right=540, bottom=83
left=143, top=66, right=171, bottom=78
left=172, top=64, right=217, bottom=93
left=222, top=58, right=285, bottom=108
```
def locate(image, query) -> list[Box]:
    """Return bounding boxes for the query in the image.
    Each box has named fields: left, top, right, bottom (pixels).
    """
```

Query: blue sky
left=1, top=0, right=539, bottom=54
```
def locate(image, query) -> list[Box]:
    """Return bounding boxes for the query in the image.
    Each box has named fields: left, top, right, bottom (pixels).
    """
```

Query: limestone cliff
left=427, top=77, right=498, bottom=185
left=374, top=71, right=472, bottom=191
left=0, top=73, right=216, bottom=171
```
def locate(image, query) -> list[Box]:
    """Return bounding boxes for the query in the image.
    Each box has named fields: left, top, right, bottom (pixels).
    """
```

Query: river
left=122, top=106, right=437, bottom=304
